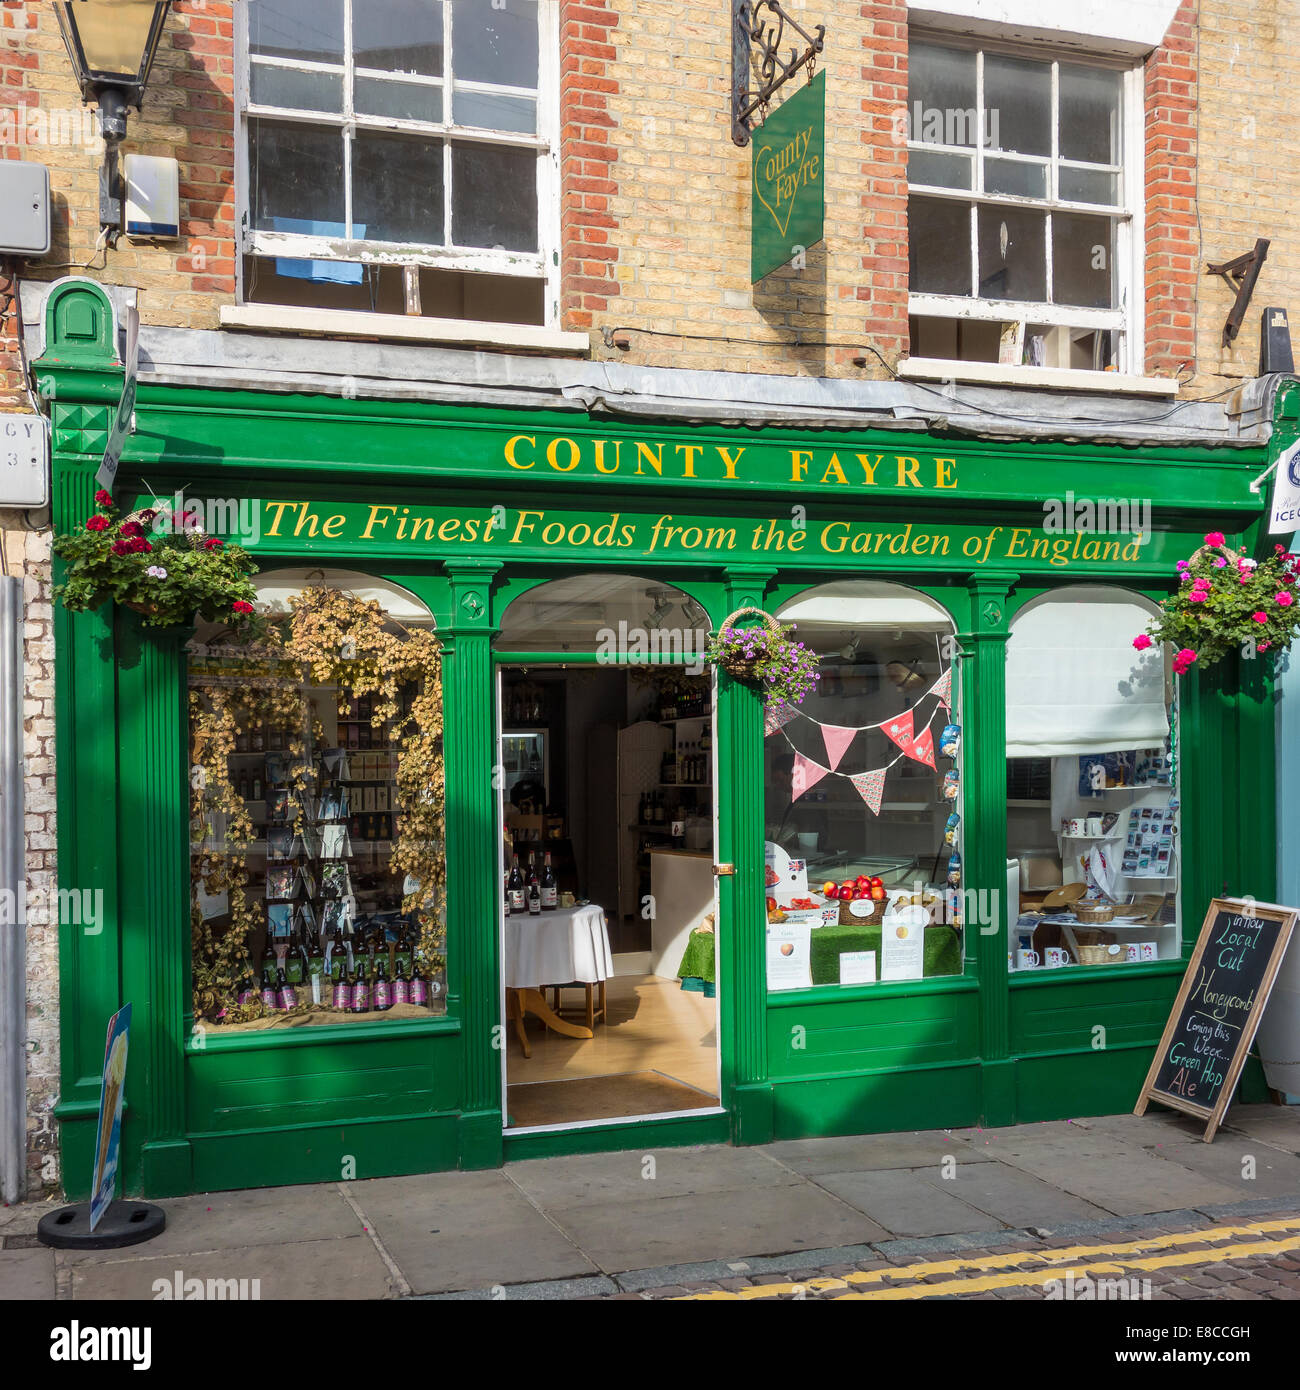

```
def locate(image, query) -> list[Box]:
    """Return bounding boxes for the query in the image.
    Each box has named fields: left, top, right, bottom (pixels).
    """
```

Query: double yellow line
left=675, top=1216, right=1300, bottom=1300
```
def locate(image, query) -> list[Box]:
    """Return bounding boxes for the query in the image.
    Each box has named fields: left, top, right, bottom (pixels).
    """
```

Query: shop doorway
left=494, top=580, right=721, bottom=1132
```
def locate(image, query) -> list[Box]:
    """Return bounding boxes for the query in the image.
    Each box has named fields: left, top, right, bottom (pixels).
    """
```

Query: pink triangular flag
left=909, top=724, right=936, bottom=768
left=850, top=768, right=887, bottom=815
left=931, top=668, right=952, bottom=709
left=881, top=709, right=915, bottom=754
left=791, top=752, right=829, bottom=801
left=764, top=704, right=796, bottom=737
left=821, top=723, right=857, bottom=772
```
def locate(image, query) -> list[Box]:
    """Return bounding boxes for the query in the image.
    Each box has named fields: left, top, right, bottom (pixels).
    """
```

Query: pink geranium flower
left=1252, top=611, right=1269, bottom=624
left=1277, top=592, right=1294, bottom=607
left=1204, top=531, right=1226, bottom=547
left=1188, top=590, right=1208, bottom=603
left=1133, top=634, right=1153, bottom=650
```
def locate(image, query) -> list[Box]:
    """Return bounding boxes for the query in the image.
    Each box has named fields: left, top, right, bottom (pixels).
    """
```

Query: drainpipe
left=0, top=577, right=26, bottom=1203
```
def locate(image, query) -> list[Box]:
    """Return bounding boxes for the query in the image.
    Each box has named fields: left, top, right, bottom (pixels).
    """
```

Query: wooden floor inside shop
left=505, top=973, right=719, bottom=1129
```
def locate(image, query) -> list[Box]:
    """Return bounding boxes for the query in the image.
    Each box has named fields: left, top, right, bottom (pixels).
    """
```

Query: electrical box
left=123, top=154, right=180, bottom=239
left=0, top=415, right=49, bottom=508
left=0, top=160, right=50, bottom=258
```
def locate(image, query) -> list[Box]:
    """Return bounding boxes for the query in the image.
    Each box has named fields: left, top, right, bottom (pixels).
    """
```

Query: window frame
left=234, top=0, right=562, bottom=326
left=906, top=32, right=1146, bottom=373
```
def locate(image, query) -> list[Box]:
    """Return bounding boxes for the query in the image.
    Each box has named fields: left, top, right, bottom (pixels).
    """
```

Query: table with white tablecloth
left=504, top=904, right=613, bottom=1056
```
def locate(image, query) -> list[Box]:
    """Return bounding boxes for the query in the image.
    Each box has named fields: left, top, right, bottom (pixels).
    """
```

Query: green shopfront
left=39, top=279, right=1286, bottom=1198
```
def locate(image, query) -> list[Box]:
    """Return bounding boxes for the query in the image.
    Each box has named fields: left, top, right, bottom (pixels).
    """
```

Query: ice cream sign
left=89, top=1004, right=131, bottom=1232
left=751, top=71, right=825, bottom=282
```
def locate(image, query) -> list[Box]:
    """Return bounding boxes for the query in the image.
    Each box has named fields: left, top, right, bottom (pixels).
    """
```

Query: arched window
left=1006, top=586, right=1178, bottom=969
left=764, top=582, right=962, bottom=992
left=494, top=573, right=707, bottom=653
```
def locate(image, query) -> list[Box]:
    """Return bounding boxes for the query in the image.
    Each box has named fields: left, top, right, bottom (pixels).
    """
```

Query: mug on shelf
left=1015, top=948, right=1040, bottom=970
left=1085, top=816, right=1104, bottom=837
left=1125, top=941, right=1159, bottom=962
left=1044, top=946, right=1071, bottom=968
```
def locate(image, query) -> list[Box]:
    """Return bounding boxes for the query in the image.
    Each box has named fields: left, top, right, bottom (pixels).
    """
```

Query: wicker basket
left=1075, top=939, right=1125, bottom=965
left=715, top=607, right=783, bottom=679
left=839, top=897, right=884, bottom=927
left=1075, top=902, right=1116, bottom=923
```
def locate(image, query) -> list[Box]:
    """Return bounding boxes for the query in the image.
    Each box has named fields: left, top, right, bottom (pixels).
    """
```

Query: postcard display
left=210, top=685, right=443, bottom=1019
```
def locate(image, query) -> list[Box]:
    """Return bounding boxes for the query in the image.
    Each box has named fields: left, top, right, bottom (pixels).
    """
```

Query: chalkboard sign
left=1135, top=898, right=1298, bottom=1141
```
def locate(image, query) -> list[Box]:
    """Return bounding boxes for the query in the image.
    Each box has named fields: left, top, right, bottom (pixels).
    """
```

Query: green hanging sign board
left=751, top=70, right=825, bottom=283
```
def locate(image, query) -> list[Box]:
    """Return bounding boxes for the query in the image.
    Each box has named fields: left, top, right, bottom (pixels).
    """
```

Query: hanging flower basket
left=53, top=490, right=260, bottom=629
left=1134, top=531, right=1300, bottom=673
left=705, top=606, right=820, bottom=714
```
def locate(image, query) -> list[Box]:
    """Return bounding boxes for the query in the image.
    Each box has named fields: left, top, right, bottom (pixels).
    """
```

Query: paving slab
left=952, top=1119, right=1152, bottom=1159
left=353, top=1169, right=596, bottom=1294
left=0, top=1202, right=52, bottom=1237
left=1148, top=1140, right=1300, bottom=1199
left=912, top=1160, right=1114, bottom=1228
left=546, top=1182, right=887, bottom=1273
left=507, top=1144, right=795, bottom=1209
left=1077, top=1110, right=1232, bottom=1146
left=1002, top=1148, right=1247, bottom=1216
left=812, top=1166, right=1006, bottom=1237
left=57, top=1181, right=362, bottom=1264
left=759, top=1130, right=973, bottom=1176
left=0, top=1246, right=56, bottom=1300
left=1220, top=1106, right=1300, bottom=1153
left=66, top=1235, right=393, bottom=1300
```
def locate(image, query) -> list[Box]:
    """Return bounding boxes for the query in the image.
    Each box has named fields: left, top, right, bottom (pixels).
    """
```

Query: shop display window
left=187, top=572, right=446, bottom=1027
left=1005, top=586, right=1179, bottom=971
left=763, top=582, right=963, bottom=991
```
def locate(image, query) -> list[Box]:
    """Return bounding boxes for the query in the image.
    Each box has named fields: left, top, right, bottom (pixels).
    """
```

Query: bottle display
left=508, top=854, right=525, bottom=913
left=540, top=852, right=558, bottom=910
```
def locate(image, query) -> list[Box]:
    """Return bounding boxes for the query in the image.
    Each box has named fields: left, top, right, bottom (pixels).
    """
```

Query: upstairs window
left=238, top=0, right=555, bottom=327
left=906, top=39, right=1140, bottom=374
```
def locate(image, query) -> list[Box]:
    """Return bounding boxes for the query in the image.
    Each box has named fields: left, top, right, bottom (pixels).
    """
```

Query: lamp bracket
left=1206, top=237, right=1270, bottom=348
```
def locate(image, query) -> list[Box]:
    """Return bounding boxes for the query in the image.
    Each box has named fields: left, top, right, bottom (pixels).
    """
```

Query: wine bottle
left=528, top=874, right=542, bottom=916
left=260, top=966, right=279, bottom=1011
left=503, top=870, right=512, bottom=917
left=332, top=964, right=352, bottom=1011
left=508, top=854, right=525, bottom=914
left=352, top=962, right=370, bottom=1013
left=541, top=852, right=558, bottom=911
left=251, top=771, right=264, bottom=801
left=251, top=724, right=265, bottom=753
left=276, top=967, right=297, bottom=1011
left=373, top=957, right=391, bottom=1011
left=411, top=957, right=429, bottom=1008
left=237, top=968, right=258, bottom=1008
left=392, top=954, right=410, bottom=1007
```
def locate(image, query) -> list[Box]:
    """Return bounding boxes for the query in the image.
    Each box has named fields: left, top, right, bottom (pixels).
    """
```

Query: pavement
left=2, top=1102, right=1298, bottom=1302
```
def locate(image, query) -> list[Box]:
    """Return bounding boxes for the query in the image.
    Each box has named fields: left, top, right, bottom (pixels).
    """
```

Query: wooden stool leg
left=507, top=989, right=531, bottom=1059
left=585, top=983, right=594, bottom=1031
left=598, top=979, right=606, bottom=1023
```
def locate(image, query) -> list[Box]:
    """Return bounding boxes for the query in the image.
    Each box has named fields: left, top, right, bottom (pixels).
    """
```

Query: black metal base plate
left=37, top=1201, right=166, bottom=1250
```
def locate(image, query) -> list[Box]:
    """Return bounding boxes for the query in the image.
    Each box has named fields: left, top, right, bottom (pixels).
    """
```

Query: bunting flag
left=791, top=752, right=829, bottom=801
left=908, top=723, right=936, bottom=768
left=850, top=768, right=887, bottom=815
left=764, top=704, right=797, bottom=737
left=880, top=710, right=916, bottom=756
left=820, top=723, right=857, bottom=772
left=931, top=667, right=952, bottom=710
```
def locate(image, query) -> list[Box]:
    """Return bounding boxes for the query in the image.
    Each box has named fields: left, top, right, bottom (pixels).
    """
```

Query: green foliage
left=53, top=493, right=259, bottom=628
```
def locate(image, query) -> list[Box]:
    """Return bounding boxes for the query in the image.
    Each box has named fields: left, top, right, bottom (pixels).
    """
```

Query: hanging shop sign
left=245, top=499, right=1165, bottom=571
left=751, top=70, right=825, bottom=282
left=1135, top=898, right=1299, bottom=1142
left=1267, top=437, right=1300, bottom=534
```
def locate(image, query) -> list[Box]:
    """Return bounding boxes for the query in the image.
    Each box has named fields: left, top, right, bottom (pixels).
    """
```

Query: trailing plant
left=189, top=586, right=445, bottom=1026
left=1134, top=532, right=1300, bottom=674
left=705, top=606, right=820, bottom=714
left=53, top=491, right=259, bottom=628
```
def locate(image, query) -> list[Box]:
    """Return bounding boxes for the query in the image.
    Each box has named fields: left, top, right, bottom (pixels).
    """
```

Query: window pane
left=977, top=204, right=1046, bottom=301
left=984, top=54, right=1051, bottom=157
left=250, top=0, right=344, bottom=65
left=1060, top=65, right=1121, bottom=165
left=451, top=0, right=538, bottom=87
left=1059, top=166, right=1119, bottom=207
left=984, top=157, right=1047, bottom=199
left=451, top=143, right=538, bottom=251
left=909, top=197, right=971, bottom=296
left=907, top=148, right=972, bottom=190
left=250, top=119, right=344, bottom=231
left=250, top=64, right=342, bottom=114
left=1053, top=212, right=1117, bottom=308
left=908, top=43, right=977, bottom=145
left=453, top=89, right=537, bottom=135
left=353, top=131, right=445, bottom=244
left=765, top=584, right=963, bottom=992
left=354, top=0, right=444, bottom=77
left=356, top=76, right=443, bottom=124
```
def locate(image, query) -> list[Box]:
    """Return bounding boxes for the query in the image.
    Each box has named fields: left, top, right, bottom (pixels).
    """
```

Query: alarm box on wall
left=0, top=160, right=51, bottom=257
left=123, top=154, right=180, bottom=239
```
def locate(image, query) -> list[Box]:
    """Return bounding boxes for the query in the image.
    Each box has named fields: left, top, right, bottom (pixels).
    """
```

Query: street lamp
left=54, top=2, right=171, bottom=241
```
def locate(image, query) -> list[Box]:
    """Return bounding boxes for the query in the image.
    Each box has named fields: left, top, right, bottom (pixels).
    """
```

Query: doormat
left=507, top=1071, right=718, bottom=1128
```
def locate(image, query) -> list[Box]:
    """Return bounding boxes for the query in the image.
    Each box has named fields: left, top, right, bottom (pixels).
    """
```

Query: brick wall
left=1143, top=0, right=1199, bottom=381
left=1192, top=0, right=1299, bottom=395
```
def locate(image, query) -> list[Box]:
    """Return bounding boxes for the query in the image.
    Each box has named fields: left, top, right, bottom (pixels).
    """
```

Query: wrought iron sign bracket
left=1206, top=237, right=1270, bottom=348
left=732, top=0, right=826, bottom=147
